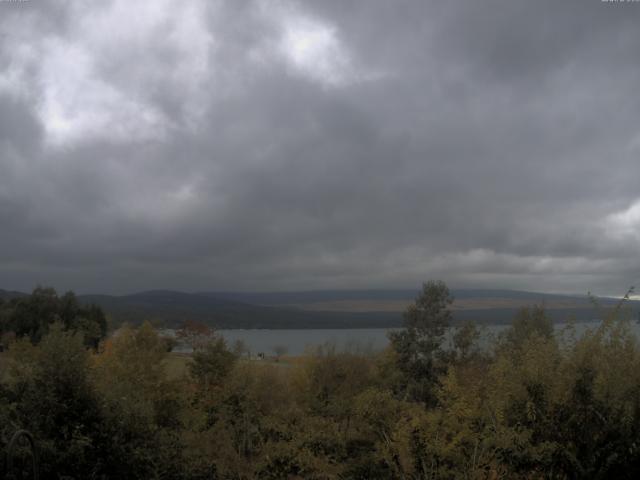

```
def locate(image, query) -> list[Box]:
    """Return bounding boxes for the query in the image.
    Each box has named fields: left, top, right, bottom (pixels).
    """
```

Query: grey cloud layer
left=1, top=0, right=640, bottom=294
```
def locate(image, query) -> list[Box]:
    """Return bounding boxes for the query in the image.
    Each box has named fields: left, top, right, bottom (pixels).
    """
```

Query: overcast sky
left=1, top=0, right=640, bottom=295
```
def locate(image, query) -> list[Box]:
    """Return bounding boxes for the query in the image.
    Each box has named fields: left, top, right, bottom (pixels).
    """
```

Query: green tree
left=0, top=287, right=107, bottom=347
left=2, top=324, right=104, bottom=478
left=189, top=337, right=238, bottom=390
left=504, top=304, right=553, bottom=348
left=93, top=322, right=187, bottom=479
left=389, top=280, right=453, bottom=405
left=452, top=320, right=481, bottom=361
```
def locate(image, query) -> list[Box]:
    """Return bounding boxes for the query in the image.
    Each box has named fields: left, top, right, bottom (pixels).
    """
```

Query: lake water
left=217, top=328, right=398, bottom=356
left=216, top=321, right=640, bottom=356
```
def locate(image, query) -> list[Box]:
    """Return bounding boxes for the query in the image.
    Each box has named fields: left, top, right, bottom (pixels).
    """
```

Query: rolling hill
left=3, top=288, right=636, bottom=329
left=84, top=288, right=636, bottom=329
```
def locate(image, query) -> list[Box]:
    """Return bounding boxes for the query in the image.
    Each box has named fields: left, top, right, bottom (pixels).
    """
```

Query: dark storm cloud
left=1, top=0, right=640, bottom=295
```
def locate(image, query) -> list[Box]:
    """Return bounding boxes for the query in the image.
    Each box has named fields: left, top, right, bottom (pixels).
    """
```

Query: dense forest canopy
left=0, top=287, right=107, bottom=347
left=0, top=282, right=638, bottom=479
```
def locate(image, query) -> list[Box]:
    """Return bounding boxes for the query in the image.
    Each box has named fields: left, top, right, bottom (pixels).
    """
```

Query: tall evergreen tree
left=389, top=280, right=453, bottom=405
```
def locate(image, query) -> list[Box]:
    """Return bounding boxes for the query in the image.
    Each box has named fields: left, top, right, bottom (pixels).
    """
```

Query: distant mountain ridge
left=2, top=287, right=635, bottom=329
left=199, top=288, right=610, bottom=305
left=0, top=289, right=28, bottom=300
left=197, top=290, right=421, bottom=305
